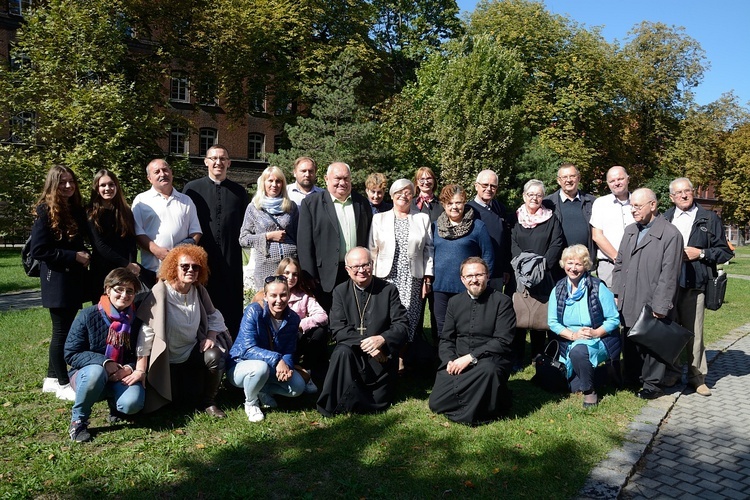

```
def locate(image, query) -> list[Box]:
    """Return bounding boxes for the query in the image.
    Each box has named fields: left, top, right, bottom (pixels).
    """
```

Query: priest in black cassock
left=317, top=247, right=408, bottom=417
left=184, top=145, right=249, bottom=338
left=429, top=257, right=515, bottom=425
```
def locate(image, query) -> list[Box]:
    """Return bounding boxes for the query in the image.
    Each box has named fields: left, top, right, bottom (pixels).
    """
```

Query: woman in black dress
left=87, top=169, right=141, bottom=301
left=30, top=165, right=91, bottom=401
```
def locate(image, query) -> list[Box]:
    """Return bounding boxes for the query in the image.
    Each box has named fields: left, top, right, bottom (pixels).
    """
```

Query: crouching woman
left=64, top=268, right=145, bottom=442
left=228, top=275, right=305, bottom=422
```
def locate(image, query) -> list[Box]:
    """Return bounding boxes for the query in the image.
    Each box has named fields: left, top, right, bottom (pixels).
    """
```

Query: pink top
left=287, top=289, right=328, bottom=332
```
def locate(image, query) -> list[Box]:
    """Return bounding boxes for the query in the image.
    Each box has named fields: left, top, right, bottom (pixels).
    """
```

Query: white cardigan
left=368, top=209, right=434, bottom=279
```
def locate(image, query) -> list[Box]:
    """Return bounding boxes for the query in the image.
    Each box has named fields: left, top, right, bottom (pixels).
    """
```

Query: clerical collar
left=354, top=281, right=373, bottom=291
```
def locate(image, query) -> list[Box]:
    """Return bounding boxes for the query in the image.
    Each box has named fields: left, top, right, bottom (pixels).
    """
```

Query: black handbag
left=21, top=236, right=40, bottom=278
left=531, top=340, right=568, bottom=392
left=705, top=268, right=727, bottom=311
left=627, top=304, right=694, bottom=365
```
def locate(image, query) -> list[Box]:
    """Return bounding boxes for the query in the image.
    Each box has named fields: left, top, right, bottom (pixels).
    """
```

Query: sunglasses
left=264, top=275, right=288, bottom=284
left=179, top=263, right=202, bottom=272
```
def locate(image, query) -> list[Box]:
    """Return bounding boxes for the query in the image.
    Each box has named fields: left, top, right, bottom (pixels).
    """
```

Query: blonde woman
left=239, top=166, right=298, bottom=290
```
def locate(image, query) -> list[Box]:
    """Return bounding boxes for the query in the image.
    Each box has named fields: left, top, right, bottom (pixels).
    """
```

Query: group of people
left=28, top=146, right=734, bottom=440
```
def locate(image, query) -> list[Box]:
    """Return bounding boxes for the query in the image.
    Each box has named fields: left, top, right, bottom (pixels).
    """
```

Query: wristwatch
left=699, top=250, right=705, bottom=260
left=469, top=354, right=478, bottom=365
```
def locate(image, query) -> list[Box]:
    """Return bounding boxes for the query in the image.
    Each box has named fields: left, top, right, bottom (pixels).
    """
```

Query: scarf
left=416, top=193, right=435, bottom=211
left=516, top=204, right=553, bottom=229
left=565, top=275, right=588, bottom=306
left=262, top=196, right=285, bottom=215
left=98, top=294, right=135, bottom=365
left=436, top=206, right=475, bottom=240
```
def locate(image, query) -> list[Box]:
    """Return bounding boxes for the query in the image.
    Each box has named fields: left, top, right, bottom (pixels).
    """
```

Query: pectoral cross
left=357, top=323, right=367, bottom=336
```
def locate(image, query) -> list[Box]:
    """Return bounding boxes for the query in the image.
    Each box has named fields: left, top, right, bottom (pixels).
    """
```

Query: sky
left=456, top=0, right=750, bottom=108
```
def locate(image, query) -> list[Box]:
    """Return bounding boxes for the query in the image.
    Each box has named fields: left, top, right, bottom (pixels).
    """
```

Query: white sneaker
left=56, top=383, right=76, bottom=402
left=257, top=392, right=277, bottom=409
left=244, top=401, right=264, bottom=422
left=42, top=377, right=60, bottom=394
left=304, top=378, right=318, bottom=394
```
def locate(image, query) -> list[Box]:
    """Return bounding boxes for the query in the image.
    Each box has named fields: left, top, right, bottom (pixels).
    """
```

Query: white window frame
left=248, top=133, right=265, bottom=161
left=199, top=128, right=217, bottom=157
left=170, top=73, right=189, bottom=103
left=169, top=126, right=188, bottom=155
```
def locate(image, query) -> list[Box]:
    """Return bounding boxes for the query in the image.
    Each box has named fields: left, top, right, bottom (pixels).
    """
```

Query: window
left=169, top=126, right=188, bottom=155
left=10, top=111, right=36, bottom=143
left=250, top=90, right=266, bottom=113
left=170, top=73, right=189, bottom=102
left=197, top=82, right=218, bottom=106
left=9, top=0, right=33, bottom=16
left=9, top=51, right=30, bottom=71
left=248, top=133, right=265, bottom=161
left=199, top=128, right=217, bottom=157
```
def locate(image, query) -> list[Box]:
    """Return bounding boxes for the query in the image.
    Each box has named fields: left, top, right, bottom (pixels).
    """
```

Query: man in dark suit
left=297, top=162, right=373, bottom=312
left=467, top=169, right=514, bottom=284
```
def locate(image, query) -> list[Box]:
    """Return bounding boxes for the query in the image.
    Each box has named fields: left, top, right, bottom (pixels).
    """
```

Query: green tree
left=267, top=49, right=385, bottom=187
left=719, top=122, right=750, bottom=233
left=0, top=0, right=165, bottom=235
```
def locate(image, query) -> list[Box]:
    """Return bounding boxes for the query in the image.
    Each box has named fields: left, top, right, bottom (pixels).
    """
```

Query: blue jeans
left=228, top=360, right=305, bottom=404
left=70, top=364, right=145, bottom=422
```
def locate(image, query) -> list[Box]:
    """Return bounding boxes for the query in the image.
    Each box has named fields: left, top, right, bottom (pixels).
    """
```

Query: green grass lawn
left=1, top=247, right=748, bottom=498
left=0, top=248, right=41, bottom=293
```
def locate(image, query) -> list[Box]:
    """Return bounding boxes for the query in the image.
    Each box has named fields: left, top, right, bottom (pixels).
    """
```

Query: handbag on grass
left=531, top=340, right=568, bottom=392
left=512, top=288, right=549, bottom=330
left=626, top=304, right=694, bottom=365
left=704, top=268, right=727, bottom=311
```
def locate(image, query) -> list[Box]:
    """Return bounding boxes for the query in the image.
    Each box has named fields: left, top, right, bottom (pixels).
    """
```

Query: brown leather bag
left=512, top=289, right=549, bottom=330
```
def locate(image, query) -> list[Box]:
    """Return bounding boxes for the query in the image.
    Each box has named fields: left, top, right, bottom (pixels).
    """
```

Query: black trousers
left=48, top=307, right=79, bottom=384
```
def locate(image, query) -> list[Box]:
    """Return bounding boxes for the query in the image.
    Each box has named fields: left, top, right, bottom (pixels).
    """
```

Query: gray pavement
left=0, top=289, right=41, bottom=311
left=578, top=323, right=750, bottom=499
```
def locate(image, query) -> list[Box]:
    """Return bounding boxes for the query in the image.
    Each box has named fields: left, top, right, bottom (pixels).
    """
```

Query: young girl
left=30, top=165, right=91, bottom=401
left=276, top=257, right=328, bottom=393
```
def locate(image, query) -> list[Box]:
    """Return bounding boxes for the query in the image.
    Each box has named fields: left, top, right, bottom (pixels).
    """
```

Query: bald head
left=630, top=188, right=658, bottom=224
left=606, top=166, right=629, bottom=200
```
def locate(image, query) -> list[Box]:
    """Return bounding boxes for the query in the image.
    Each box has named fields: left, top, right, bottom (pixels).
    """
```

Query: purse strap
left=544, top=339, right=560, bottom=358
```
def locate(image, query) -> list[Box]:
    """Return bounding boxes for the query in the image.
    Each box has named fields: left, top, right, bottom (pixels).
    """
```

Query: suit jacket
left=297, top=190, right=373, bottom=293
left=369, top=209, right=434, bottom=279
left=663, top=204, right=734, bottom=290
left=612, top=214, right=683, bottom=327
left=467, top=199, right=512, bottom=278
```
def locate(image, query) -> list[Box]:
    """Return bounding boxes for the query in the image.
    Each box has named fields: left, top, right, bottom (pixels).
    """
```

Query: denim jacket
left=229, top=302, right=300, bottom=370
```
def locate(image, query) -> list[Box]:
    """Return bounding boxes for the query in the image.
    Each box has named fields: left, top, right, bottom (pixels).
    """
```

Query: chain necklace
left=353, top=281, right=373, bottom=336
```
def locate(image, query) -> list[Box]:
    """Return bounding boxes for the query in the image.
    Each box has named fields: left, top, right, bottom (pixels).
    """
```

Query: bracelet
left=134, top=369, right=146, bottom=375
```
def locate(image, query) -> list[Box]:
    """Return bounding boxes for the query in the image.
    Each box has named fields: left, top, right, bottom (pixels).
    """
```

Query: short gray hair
left=523, top=179, right=545, bottom=196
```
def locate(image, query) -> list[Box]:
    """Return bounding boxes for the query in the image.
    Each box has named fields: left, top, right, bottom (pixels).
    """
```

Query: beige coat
left=136, top=280, right=233, bottom=412
left=369, top=209, right=434, bottom=279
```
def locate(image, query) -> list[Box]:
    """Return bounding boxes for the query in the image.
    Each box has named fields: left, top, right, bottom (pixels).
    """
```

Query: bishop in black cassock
left=184, top=146, right=249, bottom=338
left=429, top=257, right=515, bottom=425
left=317, top=247, right=408, bottom=417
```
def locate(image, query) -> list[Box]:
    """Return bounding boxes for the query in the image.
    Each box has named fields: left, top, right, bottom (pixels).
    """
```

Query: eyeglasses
left=418, top=178, right=434, bottom=184
left=477, top=183, right=498, bottom=190
left=631, top=202, right=654, bottom=211
left=557, top=175, right=579, bottom=181
left=524, top=193, right=543, bottom=199
left=393, top=190, right=413, bottom=199
left=345, top=262, right=372, bottom=272
left=207, top=156, right=229, bottom=163
left=179, top=263, right=202, bottom=272
left=671, top=189, right=693, bottom=197
left=111, top=286, right=135, bottom=297
left=462, top=273, right=487, bottom=280
left=264, top=275, right=288, bottom=284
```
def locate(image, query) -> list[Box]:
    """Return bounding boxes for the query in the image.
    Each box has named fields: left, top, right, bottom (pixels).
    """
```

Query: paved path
left=0, top=289, right=41, bottom=311
left=578, top=323, right=750, bottom=499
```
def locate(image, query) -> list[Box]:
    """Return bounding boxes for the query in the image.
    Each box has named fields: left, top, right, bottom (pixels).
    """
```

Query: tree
left=0, top=0, right=165, bottom=235
left=719, top=122, right=750, bottom=231
left=267, top=49, right=386, bottom=187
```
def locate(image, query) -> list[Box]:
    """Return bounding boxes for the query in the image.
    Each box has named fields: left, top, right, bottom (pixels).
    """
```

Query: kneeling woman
left=64, top=268, right=145, bottom=442
left=229, top=275, right=305, bottom=422
left=547, top=245, right=621, bottom=408
left=135, top=245, right=232, bottom=418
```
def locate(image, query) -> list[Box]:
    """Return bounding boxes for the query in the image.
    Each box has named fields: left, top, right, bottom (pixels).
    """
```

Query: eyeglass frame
left=345, top=262, right=372, bottom=272
left=264, top=275, right=288, bottom=284
left=179, top=263, right=202, bottom=272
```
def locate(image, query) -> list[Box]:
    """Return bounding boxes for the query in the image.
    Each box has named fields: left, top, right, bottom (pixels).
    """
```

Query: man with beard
left=286, top=156, right=324, bottom=206
left=429, top=257, right=515, bottom=425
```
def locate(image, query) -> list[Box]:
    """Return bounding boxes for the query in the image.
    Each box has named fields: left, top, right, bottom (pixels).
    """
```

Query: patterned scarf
left=565, top=274, right=588, bottom=306
left=516, top=204, right=553, bottom=229
left=98, top=294, right=135, bottom=365
left=416, top=193, right=435, bottom=211
left=436, top=206, right=475, bottom=240
left=262, top=196, right=285, bottom=215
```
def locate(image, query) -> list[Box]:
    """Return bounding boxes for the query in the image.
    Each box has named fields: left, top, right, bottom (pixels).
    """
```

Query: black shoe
left=202, top=405, right=227, bottom=419
left=636, top=388, right=664, bottom=400
left=69, top=420, right=91, bottom=442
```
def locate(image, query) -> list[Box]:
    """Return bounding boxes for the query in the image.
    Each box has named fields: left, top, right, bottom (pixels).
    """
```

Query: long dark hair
left=88, top=169, right=135, bottom=238
left=34, top=165, right=83, bottom=240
